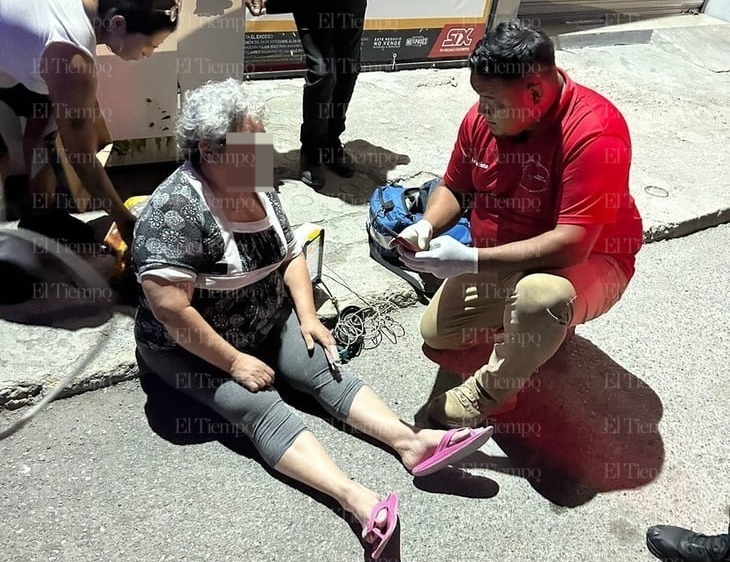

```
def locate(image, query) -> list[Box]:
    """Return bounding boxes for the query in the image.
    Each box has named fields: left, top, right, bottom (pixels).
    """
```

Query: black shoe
left=299, top=152, right=326, bottom=191
left=323, top=144, right=355, bottom=178
left=647, top=525, right=730, bottom=562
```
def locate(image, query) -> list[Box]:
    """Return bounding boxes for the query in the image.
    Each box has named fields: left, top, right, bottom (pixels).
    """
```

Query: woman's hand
left=230, top=353, right=275, bottom=392
left=299, top=315, right=340, bottom=366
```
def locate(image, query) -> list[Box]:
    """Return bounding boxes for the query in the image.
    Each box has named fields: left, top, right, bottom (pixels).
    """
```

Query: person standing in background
left=246, top=0, right=367, bottom=190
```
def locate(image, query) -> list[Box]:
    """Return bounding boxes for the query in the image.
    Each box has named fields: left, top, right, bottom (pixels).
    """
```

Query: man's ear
left=526, top=82, right=543, bottom=105
left=108, top=14, right=127, bottom=34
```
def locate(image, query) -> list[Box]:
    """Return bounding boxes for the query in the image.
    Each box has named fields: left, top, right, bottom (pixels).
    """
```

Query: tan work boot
left=426, top=376, right=518, bottom=428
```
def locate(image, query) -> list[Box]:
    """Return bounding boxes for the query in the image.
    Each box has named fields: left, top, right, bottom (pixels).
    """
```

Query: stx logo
left=429, top=24, right=485, bottom=58
left=442, top=28, right=474, bottom=48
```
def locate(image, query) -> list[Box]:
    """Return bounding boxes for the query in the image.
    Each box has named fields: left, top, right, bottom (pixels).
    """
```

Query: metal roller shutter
left=517, top=0, right=705, bottom=33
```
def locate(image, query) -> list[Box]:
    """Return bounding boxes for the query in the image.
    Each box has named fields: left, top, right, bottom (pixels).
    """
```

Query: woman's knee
left=512, top=273, right=576, bottom=325
left=325, top=374, right=364, bottom=419
left=137, top=345, right=307, bottom=468
left=293, top=363, right=365, bottom=420
left=227, top=394, right=307, bottom=468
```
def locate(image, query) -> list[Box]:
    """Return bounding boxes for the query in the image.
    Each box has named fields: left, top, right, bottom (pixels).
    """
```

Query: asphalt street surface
left=1, top=225, right=728, bottom=562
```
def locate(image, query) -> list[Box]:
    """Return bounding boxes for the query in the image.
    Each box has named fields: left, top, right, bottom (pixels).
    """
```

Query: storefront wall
left=1, top=0, right=514, bottom=169
left=244, top=0, right=494, bottom=72
left=517, top=0, right=705, bottom=32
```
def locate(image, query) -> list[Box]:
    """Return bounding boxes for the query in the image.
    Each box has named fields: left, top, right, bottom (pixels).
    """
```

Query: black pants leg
left=327, top=0, right=366, bottom=151
left=293, top=5, right=336, bottom=161
left=293, top=0, right=367, bottom=163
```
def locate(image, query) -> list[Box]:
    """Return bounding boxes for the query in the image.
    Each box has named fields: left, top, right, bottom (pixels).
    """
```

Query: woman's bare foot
left=341, top=481, right=389, bottom=542
left=396, top=427, right=472, bottom=472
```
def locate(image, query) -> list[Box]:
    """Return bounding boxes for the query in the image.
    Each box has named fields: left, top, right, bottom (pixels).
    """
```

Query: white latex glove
left=398, top=235, right=478, bottom=279
left=397, top=219, right=433, bottom=251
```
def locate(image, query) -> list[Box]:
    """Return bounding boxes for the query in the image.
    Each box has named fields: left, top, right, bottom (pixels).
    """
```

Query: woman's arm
left=280, top=254, right=339, bottom=363
left=280, top=254, right=317, bottom=322
left=141, top=277, right=274, bottom=391
left=40, top=43, right=136, bottom=243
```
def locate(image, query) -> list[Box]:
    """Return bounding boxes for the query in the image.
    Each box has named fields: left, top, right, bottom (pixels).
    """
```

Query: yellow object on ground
left=104, top=195, right=151, bottom=263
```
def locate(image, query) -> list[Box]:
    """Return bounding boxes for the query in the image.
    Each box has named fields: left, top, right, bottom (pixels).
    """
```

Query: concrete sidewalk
left=1, top=16, right=729, bottom=410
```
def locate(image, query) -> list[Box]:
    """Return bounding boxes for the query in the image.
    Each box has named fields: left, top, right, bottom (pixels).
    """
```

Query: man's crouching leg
left=477, top=273, right=575, bottom=399
left=427, top=256, right=630, bottom=428
left=426, top=272, right=576, bottom=428
left=420, top=273, right=511, bottom=351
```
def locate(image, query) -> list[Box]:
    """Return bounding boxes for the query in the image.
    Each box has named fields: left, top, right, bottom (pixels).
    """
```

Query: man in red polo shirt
left=398, top=19, right=643, bottom=428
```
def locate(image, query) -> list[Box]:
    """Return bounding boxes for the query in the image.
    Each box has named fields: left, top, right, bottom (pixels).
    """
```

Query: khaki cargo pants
left=420, top=254, right=630, bottom=404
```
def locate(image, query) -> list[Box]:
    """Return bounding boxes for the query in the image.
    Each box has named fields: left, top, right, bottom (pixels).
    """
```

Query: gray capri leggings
left=136, top=306, right=364, bottom=467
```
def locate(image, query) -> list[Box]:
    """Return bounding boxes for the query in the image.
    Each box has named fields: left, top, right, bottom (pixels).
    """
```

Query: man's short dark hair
left=98, top=0, right=179, bottom=35
left=469, top=19, right=555, bottom=80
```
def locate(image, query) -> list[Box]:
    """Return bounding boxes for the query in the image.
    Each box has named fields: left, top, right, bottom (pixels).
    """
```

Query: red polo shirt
left=444, top=68, right=643, bottom=278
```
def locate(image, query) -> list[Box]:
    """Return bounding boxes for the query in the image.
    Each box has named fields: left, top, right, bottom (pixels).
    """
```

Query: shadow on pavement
left=66, top=140, right=409, bottom=211
left=138, top=368, right=402, bottom=560
left=106, top=161, right=180, bottom=202
left=0, top=294, right=113, bottom=329
left=414, top=335, right=665, bottom=507
left=413, top=467, right=500, bottom=498
left=275, top=140, right=411, bottom=206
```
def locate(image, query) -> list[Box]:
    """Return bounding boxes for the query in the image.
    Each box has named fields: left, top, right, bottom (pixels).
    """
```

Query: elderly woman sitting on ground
left=132, top=78, right=493, bottom=558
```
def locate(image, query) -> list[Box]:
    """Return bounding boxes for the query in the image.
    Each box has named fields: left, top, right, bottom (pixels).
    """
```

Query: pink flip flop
left=364, top=492, right=399, bottom=559
left=411, top=426, right=495, bottom=477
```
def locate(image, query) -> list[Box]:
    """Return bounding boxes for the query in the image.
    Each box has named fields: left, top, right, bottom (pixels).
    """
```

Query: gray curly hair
left=176, top=78, right=268, bottom=163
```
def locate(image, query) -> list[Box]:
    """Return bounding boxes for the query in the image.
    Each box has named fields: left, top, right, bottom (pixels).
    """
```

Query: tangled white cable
left=321, top=266, right=406, bottom=354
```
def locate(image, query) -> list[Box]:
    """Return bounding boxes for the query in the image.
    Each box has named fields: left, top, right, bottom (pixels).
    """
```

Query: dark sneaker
left=324, top=145, right=355, bottom=178
left=299, top=151, right=326, bottom=191
left=647, top=525, right=730, bottom=561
